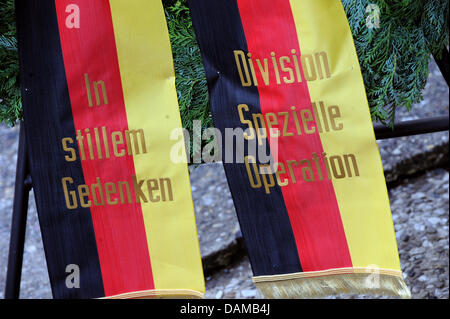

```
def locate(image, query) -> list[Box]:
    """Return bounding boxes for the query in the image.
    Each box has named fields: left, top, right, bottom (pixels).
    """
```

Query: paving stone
left=204, top=256, right=258, bottom=299
left=189, top=164, right=244, bottom=274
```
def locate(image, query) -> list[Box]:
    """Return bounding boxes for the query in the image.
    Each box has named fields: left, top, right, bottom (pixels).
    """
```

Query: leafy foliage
left=0, top=0, right=21, bottom=126
left=342, top=0, right=449, bottom=126
left=0, top=0, right=448, bottom=131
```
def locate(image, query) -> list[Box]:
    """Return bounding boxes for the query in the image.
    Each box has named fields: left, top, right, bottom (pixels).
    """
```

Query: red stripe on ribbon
left=237, top=0, right=352, bottom=271
left=55, top=0, right=154, bottom=295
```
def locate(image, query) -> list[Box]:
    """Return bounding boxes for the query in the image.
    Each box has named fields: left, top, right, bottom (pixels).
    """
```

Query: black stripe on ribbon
left=15, top=0, right=104, bottom=298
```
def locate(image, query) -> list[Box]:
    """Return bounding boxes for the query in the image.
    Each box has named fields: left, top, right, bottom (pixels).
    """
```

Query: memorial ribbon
left=16, top=0, right=204, bottom=299
left=189, top=0, right=410, bottom=298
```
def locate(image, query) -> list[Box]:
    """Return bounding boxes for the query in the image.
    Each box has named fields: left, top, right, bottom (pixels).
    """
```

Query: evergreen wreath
left=1, top=0, right=448, bottom=136
left=0, top=0, right=20, bottom=127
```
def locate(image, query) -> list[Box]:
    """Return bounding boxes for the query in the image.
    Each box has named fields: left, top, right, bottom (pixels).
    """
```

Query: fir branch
left=0, top=0, right=448, bottom=143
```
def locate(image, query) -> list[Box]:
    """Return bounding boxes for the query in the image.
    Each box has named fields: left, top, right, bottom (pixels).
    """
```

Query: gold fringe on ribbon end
left=101, top=289, right=205, bottom=299
left=253, top=271, right=411, bottom=299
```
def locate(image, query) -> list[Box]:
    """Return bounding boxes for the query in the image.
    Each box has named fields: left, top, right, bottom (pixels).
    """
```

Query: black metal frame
left=4, top=124, right=31, bottom=299
left=4, top=49, right=449, bottom=299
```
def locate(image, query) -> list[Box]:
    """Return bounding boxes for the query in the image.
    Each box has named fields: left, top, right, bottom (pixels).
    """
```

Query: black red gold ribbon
left=189, top=0, right=410, bottom=298
left=16, top=0, right=204, bottom=299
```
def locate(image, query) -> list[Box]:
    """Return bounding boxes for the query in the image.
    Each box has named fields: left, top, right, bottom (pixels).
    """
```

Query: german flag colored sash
left=189, top=0, right=410, bottom=298
left=16, top=0, right=204, bottom=299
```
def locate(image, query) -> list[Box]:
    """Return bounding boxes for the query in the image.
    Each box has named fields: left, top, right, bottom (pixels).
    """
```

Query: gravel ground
left=0, top=60, right=448, bottom=299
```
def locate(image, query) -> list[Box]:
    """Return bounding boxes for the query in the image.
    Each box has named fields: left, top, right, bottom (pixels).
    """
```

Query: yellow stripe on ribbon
left=289, top=0, right=401, bottom=271
left=109, top=0, right=204, bottom=294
